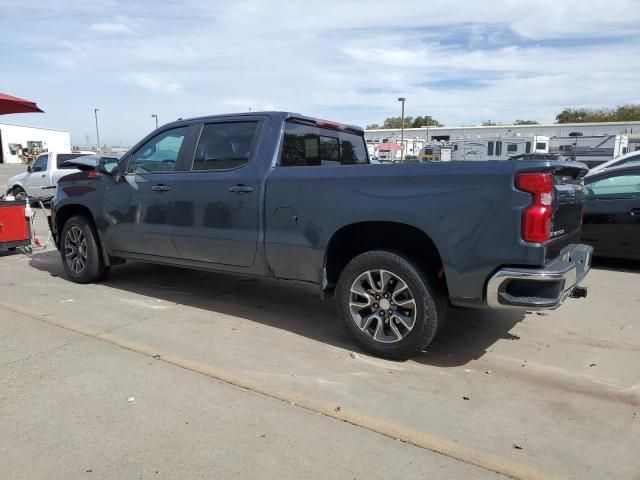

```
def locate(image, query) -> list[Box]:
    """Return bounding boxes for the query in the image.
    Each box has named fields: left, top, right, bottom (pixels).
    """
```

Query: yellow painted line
left=1, top=301, right=557, bottom=480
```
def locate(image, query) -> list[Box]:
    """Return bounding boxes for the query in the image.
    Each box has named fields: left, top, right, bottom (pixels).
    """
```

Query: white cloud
left=125, top=73, right=182, bottom=94
left=3, top=0, right=640, bottom=145
left=90, top=22, right=131, bottom=33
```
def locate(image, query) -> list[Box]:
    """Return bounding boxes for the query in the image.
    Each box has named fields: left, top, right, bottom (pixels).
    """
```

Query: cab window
left=280, top=121, right=368, bottom=166
left=192, top=122, right=259, bottom=171
left=128, top=127, right=187, bottom=173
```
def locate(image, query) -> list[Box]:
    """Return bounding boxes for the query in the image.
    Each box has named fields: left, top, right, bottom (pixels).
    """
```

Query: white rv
left=451, top=135, right=550, bottom=161
left=550, top=135, right=629, bottom=168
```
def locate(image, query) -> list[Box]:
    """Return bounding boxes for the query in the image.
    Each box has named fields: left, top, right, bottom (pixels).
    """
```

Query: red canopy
left=0, top=93, right=44, bottom=115
left=375, top=142, right=402, bottom=151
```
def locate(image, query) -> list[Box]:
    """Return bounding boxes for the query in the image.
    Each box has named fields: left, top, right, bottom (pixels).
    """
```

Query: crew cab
left=50, top=112, right=592, bottom=359
left=7, top=150, right=94, bottom=201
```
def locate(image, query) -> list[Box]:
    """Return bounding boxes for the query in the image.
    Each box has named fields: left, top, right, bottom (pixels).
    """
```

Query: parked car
left=50, top=112, right=592, bottom=359
left=585, top=150, right=640, bottom=177
left=7, top=150, right=94, bottom=201
left=582, top=164, right=640, bottom=260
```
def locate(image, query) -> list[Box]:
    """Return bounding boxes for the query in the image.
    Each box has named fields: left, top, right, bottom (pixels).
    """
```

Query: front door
left=25, top=154, right=49, bottom=197
left=582, top=171, right=640, bottom=258
left=102, top=126, right=189, bottom=258
left=171, top=118, right=269, bottom=266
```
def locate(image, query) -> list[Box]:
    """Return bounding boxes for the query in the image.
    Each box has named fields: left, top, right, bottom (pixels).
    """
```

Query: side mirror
left=27, top=165, right=32, bottom=173
left=96, top=157, right=119, bottom=175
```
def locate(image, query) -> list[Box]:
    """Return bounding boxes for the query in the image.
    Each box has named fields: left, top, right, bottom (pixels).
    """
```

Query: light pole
left=94, top=108, right=101, bottom=152
left=398, top=97, right=406, bottom=162
left=151, top=114, right=158, bottom=129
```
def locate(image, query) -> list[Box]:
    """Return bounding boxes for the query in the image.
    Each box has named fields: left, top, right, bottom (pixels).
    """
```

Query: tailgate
left=546, top=165, right=588, bottom=260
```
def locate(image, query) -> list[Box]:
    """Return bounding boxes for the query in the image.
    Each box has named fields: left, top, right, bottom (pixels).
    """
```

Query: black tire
left=59, top=215, right=110, bottom=283
left=336, top=250, right=446, bottom=360
left=12, top=186, right=27, bottom=200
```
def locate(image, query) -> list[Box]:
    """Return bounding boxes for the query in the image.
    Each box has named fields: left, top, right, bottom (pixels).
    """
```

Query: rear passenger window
left=193, top=122, right=259, bottom=171
left=281, top=121, right=368, bottom=166
left=487, top=141, right=494, bottom=156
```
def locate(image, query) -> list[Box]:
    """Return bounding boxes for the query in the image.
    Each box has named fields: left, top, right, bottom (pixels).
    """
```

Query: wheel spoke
left=389, top=321, right=403, bottom=340
left=392, top=311, right=415, bottom=330
left=359, top=313, right=377, bottom=332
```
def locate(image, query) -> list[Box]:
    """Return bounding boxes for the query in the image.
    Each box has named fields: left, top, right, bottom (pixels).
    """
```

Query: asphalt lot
left=1, top=163, right=639, bottom=479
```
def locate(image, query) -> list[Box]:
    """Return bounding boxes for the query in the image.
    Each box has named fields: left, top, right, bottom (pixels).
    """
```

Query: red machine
left=0, top=200, right=32, bottom=250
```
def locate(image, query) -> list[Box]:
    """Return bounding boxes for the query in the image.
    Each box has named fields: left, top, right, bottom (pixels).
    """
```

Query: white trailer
left=0, top=123, right=71, bottom=165
left=451, top=135, right=549, bottom=161
left=550, top=135, right=629, bottom=168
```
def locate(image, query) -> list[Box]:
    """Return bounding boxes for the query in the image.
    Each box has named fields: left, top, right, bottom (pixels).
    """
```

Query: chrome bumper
left=486, top=244, right=593, bottom=309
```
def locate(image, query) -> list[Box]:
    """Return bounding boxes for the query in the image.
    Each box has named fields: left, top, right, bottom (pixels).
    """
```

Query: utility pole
left=151, top=114, right=158, bottom=129
left=94, top=108, right=101, bottom=152
left=398, top=97, right=406, bottom=162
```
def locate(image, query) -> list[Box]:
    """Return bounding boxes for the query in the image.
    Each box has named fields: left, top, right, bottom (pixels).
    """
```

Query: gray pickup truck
left=51, top=112, right=592, bottom=359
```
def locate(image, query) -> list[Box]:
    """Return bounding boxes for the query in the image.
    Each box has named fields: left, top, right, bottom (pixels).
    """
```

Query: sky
left=1, top=0, right=639, bottom=147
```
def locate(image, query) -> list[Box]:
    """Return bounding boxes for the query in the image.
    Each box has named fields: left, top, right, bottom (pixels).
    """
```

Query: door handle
left=630, top=208, right=640, bottom=216
left=229, top=185, right=254, bottom=194
left=152, top=184, right=171, bottom=192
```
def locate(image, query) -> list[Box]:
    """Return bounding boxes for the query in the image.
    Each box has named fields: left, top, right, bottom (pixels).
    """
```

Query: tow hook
left=570, top=286, right=588, bottom=299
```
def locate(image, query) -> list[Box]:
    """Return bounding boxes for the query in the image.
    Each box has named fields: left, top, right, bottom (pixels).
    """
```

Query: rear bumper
left=486, top=243, right=592, bottom=309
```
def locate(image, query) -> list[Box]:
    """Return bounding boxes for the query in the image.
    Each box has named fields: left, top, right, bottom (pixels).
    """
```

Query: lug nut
left=375, top=295, right=380, bottom=300
left=373, top=304, right=378, bottom=308
left=379, top=310, right=385, bottom=316
left=383, top=293, right=389, bottom=298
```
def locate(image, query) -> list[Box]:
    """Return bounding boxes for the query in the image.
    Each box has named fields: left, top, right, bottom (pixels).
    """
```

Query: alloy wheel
left=64, top=226, right=88, bottom=274
left=348, top=269, right=417, bottom=343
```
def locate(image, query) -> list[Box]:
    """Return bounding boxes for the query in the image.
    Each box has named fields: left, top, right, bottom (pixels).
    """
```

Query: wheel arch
left=55, top=204, right=111, bottom=266
left=323, top=221, right=449, bottom=297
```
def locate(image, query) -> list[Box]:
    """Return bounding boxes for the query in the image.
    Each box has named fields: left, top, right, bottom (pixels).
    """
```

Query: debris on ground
left=86, top=469, right=92, bottom=473
left=512, top=443, right=523, bottom=450
left=535, top=312, right=548, bottom=316
left=127, top=396, right=135, bottom=402
left=485, top=370, right=492, bottom=375
left=152, top=354, right=161, bottom=359
left=335, top=406, right=342, bottom=412
left=462, top=396, right=470, bottom=401
left=589, top=363, right=597, bottom=367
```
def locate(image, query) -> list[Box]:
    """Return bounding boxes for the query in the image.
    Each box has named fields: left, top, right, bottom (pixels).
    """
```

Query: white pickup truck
left=7, top=151, right=94, bottom=200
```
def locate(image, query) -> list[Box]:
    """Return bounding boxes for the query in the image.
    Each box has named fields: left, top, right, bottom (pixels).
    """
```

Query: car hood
left=7, top=171, right=28, bottom=188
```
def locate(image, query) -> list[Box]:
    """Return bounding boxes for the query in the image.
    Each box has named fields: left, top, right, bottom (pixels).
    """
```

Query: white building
left=0, top=123, right=71, bottom=164
left=365, top=121, right=640, bottom=153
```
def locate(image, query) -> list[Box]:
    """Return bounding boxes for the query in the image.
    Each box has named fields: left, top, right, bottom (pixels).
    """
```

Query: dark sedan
left=582, top=164, right=640, bottom=259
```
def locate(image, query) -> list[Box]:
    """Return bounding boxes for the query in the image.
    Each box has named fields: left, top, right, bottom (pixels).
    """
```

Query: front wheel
left=12, top=186, right=27, bottom=200
left=60, top=215, right=110, bottom=283
left=336, top=250, right=445, bottom=360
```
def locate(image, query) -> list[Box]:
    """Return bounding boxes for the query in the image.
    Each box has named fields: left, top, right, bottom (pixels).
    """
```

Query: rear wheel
left=60, top=215, right=110, bottom=283
left=336, top=250, right=445, bottom=360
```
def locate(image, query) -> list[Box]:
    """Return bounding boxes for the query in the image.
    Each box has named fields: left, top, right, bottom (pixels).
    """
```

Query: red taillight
left=516, top=172, right=554, bottom=243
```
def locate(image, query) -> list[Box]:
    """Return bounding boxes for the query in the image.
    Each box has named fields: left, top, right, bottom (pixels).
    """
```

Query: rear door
left=582, top=170, right=640, bottom=258
left=103, top=126, right=190, bottom=258
left=171, top=117, right=270, bottom=266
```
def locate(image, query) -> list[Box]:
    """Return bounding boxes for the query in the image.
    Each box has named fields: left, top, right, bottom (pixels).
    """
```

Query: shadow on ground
left=591, top=257, right=640, bottom=273
left=29, top=250, right=526, bottom=366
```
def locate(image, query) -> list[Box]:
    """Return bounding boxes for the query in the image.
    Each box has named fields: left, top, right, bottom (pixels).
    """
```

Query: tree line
left=366, top=104, right=640, bottom=129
